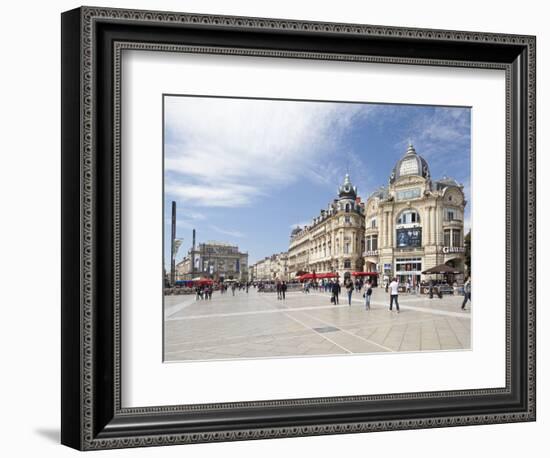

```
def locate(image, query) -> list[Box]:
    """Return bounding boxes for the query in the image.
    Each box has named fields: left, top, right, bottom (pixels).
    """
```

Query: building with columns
left=176, top=241, right=249, bottom=282
left=363, top=143, right=467, bottom=286
left=287, top=174, right=365, bottom=281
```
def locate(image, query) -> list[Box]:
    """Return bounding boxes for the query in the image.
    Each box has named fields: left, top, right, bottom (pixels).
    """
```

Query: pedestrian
left=346, top=280, right=353, bottom=306
left=331, top=280, right=340, bottom=305
left=363, top=280, right=373, bottom=310
left=281, top=281, right=287, bottom=300
left=389, top=277, right=400, bottom=313
left=231, top=283, right=236, bottom=296
left=276, top=281, right=281, bottom=300
left=461, top=277, right=471, bottom=310
left=406, top=280, right=411, bottom=294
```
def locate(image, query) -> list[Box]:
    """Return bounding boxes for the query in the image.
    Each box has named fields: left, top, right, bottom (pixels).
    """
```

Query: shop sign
left=442, top=246, right=465, bottom=254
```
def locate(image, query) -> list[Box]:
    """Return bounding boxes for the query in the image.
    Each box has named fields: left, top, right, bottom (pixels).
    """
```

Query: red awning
left=316, top=272, right=339, bottom=279
left=298, top=272, right=339, bottom=281
left=351, top=271, right=379, bottom=276
left=195, top=278, right=214, bottom=285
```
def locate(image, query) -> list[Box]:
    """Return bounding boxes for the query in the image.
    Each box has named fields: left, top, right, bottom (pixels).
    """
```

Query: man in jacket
left=331, top=280, right=341, bottom=305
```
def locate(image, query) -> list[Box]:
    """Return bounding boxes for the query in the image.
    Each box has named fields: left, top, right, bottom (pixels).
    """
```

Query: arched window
left=397, top=209, right=421, bottom=225
left=345, top=203, right=350, bottom=212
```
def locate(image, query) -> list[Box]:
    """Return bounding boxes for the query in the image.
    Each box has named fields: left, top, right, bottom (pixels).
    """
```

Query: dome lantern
left=389, top=142, right=430, bottom=184
left=338, top=173, right=357, bottom=199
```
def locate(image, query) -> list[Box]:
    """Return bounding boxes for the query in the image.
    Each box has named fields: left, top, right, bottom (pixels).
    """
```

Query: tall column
left=430, top=207, right=435, bottom=245
left=434, top=206, right=440, bottom=246
left=388, top=211, right=393, bottom=248
left=382, top=212, right=387, bottom=248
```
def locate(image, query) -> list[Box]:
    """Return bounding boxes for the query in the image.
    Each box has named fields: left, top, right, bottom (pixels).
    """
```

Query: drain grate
left=313, top=326, right=340, bottom=333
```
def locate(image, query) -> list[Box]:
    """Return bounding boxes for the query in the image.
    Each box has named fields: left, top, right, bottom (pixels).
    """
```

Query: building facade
left=287, top=174, right=365, bottom=280
left=363, top=143, right=466, bottom=286
left=251, top=252, right=289, bottom=282
left=176, top=241, right=248, bottom=282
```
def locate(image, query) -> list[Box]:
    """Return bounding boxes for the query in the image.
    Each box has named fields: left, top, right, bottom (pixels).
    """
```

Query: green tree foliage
left=464, top=230, right=471, bottom=276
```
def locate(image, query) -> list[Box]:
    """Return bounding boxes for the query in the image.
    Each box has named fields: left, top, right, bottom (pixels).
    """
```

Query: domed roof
left=290, top=226, right=303, bottom=237
left=389, top=143, right=430, bottom=184
left=338, top=174, right=357, bottom=199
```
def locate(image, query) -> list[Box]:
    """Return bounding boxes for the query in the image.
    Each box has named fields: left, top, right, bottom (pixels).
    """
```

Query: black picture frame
left=61, top=6, right=536, bottom=450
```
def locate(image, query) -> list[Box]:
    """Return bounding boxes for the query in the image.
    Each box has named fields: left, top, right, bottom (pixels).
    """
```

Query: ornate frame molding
left=61, top=6, right=536, bottom=450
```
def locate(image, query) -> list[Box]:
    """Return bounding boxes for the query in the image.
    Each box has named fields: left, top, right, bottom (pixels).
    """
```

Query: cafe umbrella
left=422, top=263, right=463, bottom=292
left=422, top=264, right=462, bottom=275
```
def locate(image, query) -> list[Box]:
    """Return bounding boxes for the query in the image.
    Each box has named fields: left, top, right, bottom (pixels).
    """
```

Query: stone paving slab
left=164, top=288, right=471, bottom=362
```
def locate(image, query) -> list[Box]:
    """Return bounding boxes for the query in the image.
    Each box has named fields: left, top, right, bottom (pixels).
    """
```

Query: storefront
left=395, top=257, right=422, bottom=287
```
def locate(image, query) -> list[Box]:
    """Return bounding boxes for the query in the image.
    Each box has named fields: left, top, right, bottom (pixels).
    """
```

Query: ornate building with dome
left=363, top=143, right=467, bottom=287
left=287, top=174, right=366, bottom=280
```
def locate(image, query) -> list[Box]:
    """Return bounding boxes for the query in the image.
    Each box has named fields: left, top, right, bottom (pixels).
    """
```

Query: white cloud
left=164, top=96, right=371, bottom=207
left=401, top=107, right=469, bottom=152
left=165, top=182, right=259, bottom=208
left=209, top=225, right=244, bottom=238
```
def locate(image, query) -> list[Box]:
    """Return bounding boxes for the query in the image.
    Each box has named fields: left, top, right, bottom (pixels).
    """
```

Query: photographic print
left=163, top=95, right=471, bottom=363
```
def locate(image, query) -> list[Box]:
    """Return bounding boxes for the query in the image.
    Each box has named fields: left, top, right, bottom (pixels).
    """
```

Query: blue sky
left=164, top=96, right=471, bottom=267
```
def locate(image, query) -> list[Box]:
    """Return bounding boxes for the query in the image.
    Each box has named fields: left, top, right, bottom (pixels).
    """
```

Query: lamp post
left=170, top=201, right=183, bottom=286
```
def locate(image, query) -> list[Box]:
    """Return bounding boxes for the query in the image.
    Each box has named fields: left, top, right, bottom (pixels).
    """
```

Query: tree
left=464, top=230, right=471, bottom=276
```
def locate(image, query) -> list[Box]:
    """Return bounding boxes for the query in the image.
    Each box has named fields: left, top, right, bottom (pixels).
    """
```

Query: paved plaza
left=164, top=288, right=471, bottom=362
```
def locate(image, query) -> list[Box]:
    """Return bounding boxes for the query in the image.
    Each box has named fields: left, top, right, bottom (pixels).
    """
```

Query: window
left=345, top=203, right=350, bottom=212
left=444, top=229, right=451, bottom=246
left=366, top=235, right=378, bottom=251
left=452, top=230, right=462, bottom=247
left=397, top=210, right=420, bottom=225
left=370, top=217, right=377, bottom=228
left=444, top=207, right=461, bottom=222
left=344, top=260, right=351, bottom=269
left=344, top=215, right=351, bottom=224
left=344, top=242, right=350, bottom=254
left=396, top=188, right=421, bottom=201
left=395, top=257, right=422, bottom=272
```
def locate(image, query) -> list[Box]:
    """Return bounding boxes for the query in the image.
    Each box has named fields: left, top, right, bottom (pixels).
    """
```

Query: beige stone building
left=288, top=174, right=365, bottom=281
left=251, top=252, right=289, bottom=282
left=363, top=143, right=466, bottom=286
left=176, top=241, right=248, bottom=282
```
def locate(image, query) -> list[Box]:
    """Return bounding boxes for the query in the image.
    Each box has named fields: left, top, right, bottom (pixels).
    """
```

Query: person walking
left=363, top=280, right=373, bottom=310
left=331, top=280, right=340, bottom=305
left=281, top=281, right=287, bottom=300
left=461, top=277, right=471, bottom=310
left=231, top=283, right=236, bottom=296
left=389, top=277, right=400, bottom=313
left=276, top=281, right=282, bottom=300
left=346, top=280, right=353, bottom=306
